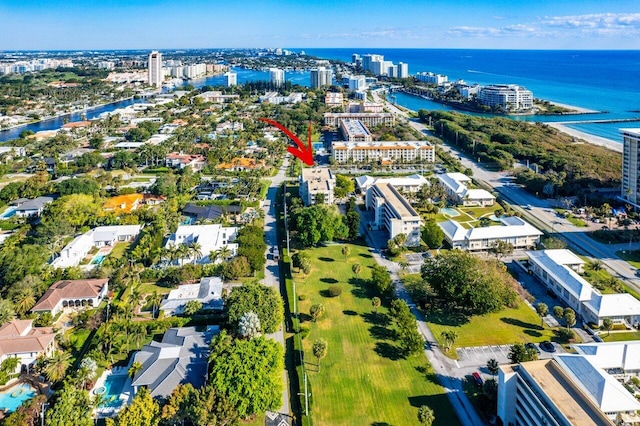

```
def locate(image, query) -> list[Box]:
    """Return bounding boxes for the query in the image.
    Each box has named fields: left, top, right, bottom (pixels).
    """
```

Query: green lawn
left=601, top=330, right=640, bottom=342
left=566, top=216, right=588, bottom=227
left=426, top=303, right=556, bottom=357
left=109, top=242, right=130, bottom=261
left=294, top=243, right=460, bottom=426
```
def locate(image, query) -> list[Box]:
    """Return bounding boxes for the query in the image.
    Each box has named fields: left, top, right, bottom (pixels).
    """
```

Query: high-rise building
left=622, top=129, right=640, bottom=205
left=269, top=68, right=285, bottom=87
left=398, top=62, right=409, bottom=78
left=148, top=51, right=163, bottom=87
left=362, top=54, right=384, bottom=73
left=224, top=72, right=237, bottom=87
left=310, top=67, right=332, bottom=89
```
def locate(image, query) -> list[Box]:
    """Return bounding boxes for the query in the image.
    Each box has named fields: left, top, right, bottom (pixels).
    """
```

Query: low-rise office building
left=436, top=172, right=495, bottom=207
left=526, top=249, right=640, bottom=327
left=440, top=216, right=542, bottom=251
left=365, top=183, right=422, bottom=246
left=300, top=167, right=335, bottom=206
left=332, top=141, right=434, bottom=164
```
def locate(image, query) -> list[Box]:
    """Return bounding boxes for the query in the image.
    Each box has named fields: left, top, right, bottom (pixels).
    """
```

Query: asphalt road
left=263, top=157, right=291, bottom=419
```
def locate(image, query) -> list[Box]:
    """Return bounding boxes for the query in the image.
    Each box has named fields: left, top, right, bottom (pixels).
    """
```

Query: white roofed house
left=439, top=216, right=542, bottom=251
left=164, top=224, right=238, bottom=265
left=160, top=277, right=223, bottom=316
left=526, top=249, right=640, bottom=328
left=355, top=174, right=428, bottom=195
left=13, top=196, right=54, bottom=218
left=436, top=172, right=495, bottom=207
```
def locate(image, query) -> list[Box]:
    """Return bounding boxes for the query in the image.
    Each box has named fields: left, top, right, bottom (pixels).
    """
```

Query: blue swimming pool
left=0, top=207, right=16, bottom=219
left=0, top=382, right=37, bottom=413
left=91, top=254, right=106, bottom=265
left=97, top=375, right=127, bottom=408
left=440, top=207, right=460, bottom=217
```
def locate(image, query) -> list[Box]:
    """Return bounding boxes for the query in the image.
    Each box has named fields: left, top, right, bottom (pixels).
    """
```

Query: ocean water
left=304, top=48, right=640, bottom=142
left=185, top=67, right=311, bottom=88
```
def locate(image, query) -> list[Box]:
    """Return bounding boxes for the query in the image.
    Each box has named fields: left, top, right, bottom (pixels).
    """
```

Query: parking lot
left=456, top=342, right=562, bottom=370
left=404, top=252, right=427, bottom=274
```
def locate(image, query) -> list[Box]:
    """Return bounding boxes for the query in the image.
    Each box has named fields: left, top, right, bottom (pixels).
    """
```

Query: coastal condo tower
left=148, top=51, right=163, bottom=87
left=621, top=129, right=640, bottom=206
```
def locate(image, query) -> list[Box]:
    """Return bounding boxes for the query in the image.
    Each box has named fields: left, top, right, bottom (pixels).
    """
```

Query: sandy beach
left=544, top=122, right=622, bottom=153
left=548, top=101, right=600, bottom=114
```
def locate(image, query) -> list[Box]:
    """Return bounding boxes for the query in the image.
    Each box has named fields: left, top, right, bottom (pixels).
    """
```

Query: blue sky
left=1, top=0, right=639, bottom=50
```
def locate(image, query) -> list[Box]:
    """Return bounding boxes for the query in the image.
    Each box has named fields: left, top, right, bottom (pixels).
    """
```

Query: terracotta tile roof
left=216, top=157, right=265, bottom=170
left=103, top=194, right=144, bottom=212
left=0, top=320, right=56, bottom=357
left=62, top=120, right=92, bottom=129
left=32, top=278, right=108, bottom=312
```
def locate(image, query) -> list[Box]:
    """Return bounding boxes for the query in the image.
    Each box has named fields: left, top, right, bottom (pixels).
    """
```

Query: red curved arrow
left=259, top=118, right=314, bottom=166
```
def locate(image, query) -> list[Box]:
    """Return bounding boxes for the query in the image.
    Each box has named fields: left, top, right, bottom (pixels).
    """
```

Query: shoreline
left=547, top=101, right=600, bottom=114
left=0, top=96, right=136, bottom=135
left=544, top=122, right=621, bottom=153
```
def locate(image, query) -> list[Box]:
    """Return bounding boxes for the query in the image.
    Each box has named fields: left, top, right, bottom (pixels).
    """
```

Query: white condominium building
left=365, top=183, right=422, bottom=247
left=269, top=68, right=285, bottom=86
left=416, top=72, right=448, bottom=85
left=477, top=84, right=533, bottom=111
left=439, top=216, right=542, bottom=251
left=348, top=75, right=367, bottom=91
left=339, top=119, right=372, bottom=143
left=310, top=67, right=332, bottom=88
left=300, top=167, right=336, bottom=206
left=331, top=141, right=434, bottom=164
left=324, top=92, right=343, bottom=107
left=621, top=128, right=640, bottom=206
left=397, top=62, right=409, bottom=78
left=148, top=51, right=163, bottom=87
left=324, top=112, right=394, bottom=127
left=224, top=72, right=237, bottom=87
left=437, top=172, right=495, bottom=207
left=498, top=355, right=640, bottom=426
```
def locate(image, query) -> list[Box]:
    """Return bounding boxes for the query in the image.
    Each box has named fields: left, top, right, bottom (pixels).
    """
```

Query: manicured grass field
left=601, top=330, right=640, bottom=342
left=295, top=243, right=460, bottom=426
left=426, top=302, right=556, bottom=357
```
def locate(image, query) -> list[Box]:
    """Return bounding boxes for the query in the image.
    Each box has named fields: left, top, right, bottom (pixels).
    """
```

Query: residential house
left=165, top=224, right=238, bottom=264
left=13, top=196, right=54, bottom=218
left=182, top=203, right=242, bottom=222
left=0, top=320, right=56, bottom=374
left=130, top=327, right=218, bottom=398
left=160, top=277, right=223, bottom=316
left=440, top=216, right=542, bottom=251
left=52, top=225, right=142, bottom=269
left=31, top=278, right=109, bottom=316
left=165, top=153, right=206, bottom=171
left=216, top=157, right=266, bottom=172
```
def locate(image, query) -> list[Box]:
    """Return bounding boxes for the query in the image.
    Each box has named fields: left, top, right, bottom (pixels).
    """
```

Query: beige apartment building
left=331, top=141, right=434, bottom=164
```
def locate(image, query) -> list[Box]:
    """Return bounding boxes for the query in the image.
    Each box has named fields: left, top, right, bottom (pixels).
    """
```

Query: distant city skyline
left=1, top=0, right=639, bottom=50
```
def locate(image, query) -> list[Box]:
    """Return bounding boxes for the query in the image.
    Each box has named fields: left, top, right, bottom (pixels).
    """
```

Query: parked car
left=472, top=372, right=484, bottom=387
left=525, top=342, right=540, bottom=354
left=540, top=341, right=556, bottom=352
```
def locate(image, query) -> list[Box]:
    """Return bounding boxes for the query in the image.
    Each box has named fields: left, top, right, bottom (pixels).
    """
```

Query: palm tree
left=352, top=263, right=362, bottom=276
left=209, top=250, right=220, bottom=264
left=177, top=244, right=191, bottom=266
left=131, top=322, right=147, bottom=348
left=312, top=339, right=328, bottom=372
left=440, top=330, right=458, bottom=352
left=535, top=303, right=549, bottom=326
left=148, top=291, right=163, bottom=318
left=12, top=288, right=36, bottom=317
left=44, top=351, right=71, bottom=383
left=128, top=361, right=143, bottom=379
left=417, top=405, right=435, bottom=426
left=0, top=299, right=16, bottom=324
left=341, top=245, right=350, bottom=261
left=602, top=318, right=614, bottom=336
left=487, top=358, right=499, bottom=376
left=189, top=242, right=203, bottom=262
left=371, top=297, right=381, bottom=315
left=217, top=245, right=233, bottom=263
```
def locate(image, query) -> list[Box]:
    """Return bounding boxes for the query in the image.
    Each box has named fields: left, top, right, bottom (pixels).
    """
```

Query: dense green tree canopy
left=226, top=281, right=284, bottom=334
left=208, top=336, right=283, bottom=419
left=106, top=387, right=159, bottom=426
left=421, top=250, right=518, bottom=315
left=45, top=382, right=93, bottom=426
left=236, top=225, right=267, bottom=273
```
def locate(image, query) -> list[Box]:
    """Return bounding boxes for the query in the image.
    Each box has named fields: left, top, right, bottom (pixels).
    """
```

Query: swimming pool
left=440, top=207, right=460, bottom=217
left=0, top=207, right=16, bottom=219
left=97, top=375, right=127, bottom=408
left=91, top=254, right=106, bottom=265
left=0, top=382, right=37, bottom=413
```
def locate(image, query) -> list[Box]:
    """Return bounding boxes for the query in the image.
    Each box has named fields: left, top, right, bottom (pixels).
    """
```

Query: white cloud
left=542, top=13, right=640, bottom=36
left=447, top=25, right=540, bottom=38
